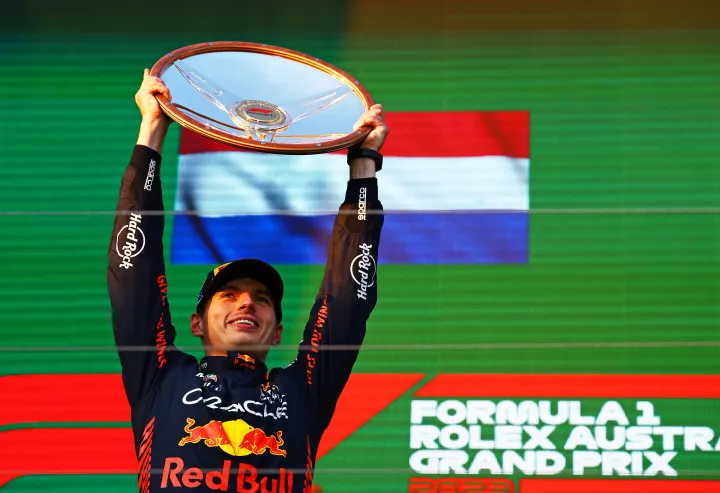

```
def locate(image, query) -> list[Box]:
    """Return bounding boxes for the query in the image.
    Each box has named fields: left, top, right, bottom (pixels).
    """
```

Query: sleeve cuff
left=129, top=145, right=163, bottom=171
left=344, top=178, right=378, bottom=205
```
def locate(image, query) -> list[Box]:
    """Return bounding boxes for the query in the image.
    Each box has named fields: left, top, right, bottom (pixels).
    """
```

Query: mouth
left=227, top=315, right=260, bottom=330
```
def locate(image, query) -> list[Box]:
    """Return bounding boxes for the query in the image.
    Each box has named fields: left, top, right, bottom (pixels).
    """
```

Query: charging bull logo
left=233, top=354, right=255, bottom=369
left=179, top=417, right=286, bottom=457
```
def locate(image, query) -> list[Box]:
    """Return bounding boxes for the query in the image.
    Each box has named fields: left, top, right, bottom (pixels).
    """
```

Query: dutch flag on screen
left=170, top=111, right=530, bottom=265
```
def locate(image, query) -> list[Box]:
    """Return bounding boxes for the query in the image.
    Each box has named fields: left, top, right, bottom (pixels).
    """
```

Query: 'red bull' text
left=161, top=458, right=294, bottom=493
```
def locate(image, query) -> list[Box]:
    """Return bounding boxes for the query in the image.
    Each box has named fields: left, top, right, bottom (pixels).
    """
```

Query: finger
left=153, top=87, right=171, bottom=99
left=352, top=117, right=367, bottom=130
left=154, top=87, right=171, bottom=99
left=354, top=109, right=384, bottom=126
left=362, top=111, right=381, bottom=122
left=369, top=109, right=385, bottom=121
left=361, top=110, right=383, bottom=124
left=145, top=80, right=170, bottom=97
left=143, top=85, right=164, bottom=98
left=353, top=119, right=372, bottom=131
left=357, top=115, right=385, bottom=130
left=364, top=105, right=383, bottom=117
left=151, top=82, right=170, bottom=98
left=144, top=76, right=166, bottom=89
left=356, top=105, right=383, bottom=121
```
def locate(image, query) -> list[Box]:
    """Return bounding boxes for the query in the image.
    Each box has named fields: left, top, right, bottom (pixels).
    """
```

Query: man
left=108, top=69, right=387, bottom=493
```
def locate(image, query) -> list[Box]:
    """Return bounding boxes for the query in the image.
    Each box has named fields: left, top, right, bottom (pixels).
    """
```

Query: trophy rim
left=150, top=41, right=375, bottom=154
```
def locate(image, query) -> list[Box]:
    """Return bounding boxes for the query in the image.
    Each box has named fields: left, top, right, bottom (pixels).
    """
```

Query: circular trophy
left=150, top=42, right=375, bottom=154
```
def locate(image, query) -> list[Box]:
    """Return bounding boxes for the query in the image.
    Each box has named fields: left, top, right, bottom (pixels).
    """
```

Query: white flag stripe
left=175, top=152, right=529, bottom=217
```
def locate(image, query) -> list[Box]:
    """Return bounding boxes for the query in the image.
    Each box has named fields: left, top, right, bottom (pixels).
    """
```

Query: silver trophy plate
left=150, top=41, right=375, bottom=154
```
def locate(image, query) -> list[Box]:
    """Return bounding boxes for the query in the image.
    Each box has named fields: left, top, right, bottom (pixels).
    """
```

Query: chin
left=226, top=334, right=261, bottom=350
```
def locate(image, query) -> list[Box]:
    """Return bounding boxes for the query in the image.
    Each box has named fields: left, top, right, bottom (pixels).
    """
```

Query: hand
left=353, top=104, right=389, bottom=152
left=135, top=68, right=172, bottom=124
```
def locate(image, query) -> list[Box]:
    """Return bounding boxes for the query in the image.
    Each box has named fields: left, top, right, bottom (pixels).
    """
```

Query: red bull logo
left=178, top=418, right=231, bottom=448
left=234, top=354, right=255, bottom=369
left=238, top=428, right=286, bottom=457
left=179, top=417, right=286, bottom=457
left=162, top=458, right=294, bottom=493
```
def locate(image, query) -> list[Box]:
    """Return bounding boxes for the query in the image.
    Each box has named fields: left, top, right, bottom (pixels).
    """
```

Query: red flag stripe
left=178, top=111, right=529, bottom=158
left=414, top=374, right=720, bottom=398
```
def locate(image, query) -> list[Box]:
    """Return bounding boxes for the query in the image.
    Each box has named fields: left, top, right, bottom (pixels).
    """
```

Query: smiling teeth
left=235, top=320, right=255, bottom=326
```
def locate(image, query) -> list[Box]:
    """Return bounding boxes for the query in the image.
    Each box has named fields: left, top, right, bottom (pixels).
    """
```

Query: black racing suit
left=108, top=145, right=383, bottom=493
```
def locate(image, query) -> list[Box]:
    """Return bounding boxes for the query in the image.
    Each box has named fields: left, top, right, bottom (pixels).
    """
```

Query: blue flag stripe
left=170, top=212, right=529, bottom=265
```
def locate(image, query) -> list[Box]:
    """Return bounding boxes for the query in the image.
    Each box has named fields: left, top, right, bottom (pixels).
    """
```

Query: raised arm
left=287, top=105, right=389, bottom=434
left=107, top=70, right=177, bottom=408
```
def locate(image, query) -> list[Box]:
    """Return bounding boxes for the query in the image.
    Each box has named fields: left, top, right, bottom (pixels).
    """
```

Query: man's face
left=191, top=277, right=283, bottom=361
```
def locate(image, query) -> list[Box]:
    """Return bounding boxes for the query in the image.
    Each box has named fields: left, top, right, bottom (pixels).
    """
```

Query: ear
left=190, top=312, right=205, bottom=338
left=271, top=323, right=284, bottom=346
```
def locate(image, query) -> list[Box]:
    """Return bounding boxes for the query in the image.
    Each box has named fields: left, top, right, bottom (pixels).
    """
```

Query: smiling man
left=107, top=69, right=387, bottom=492
left=192, top=268, right=286, bottom=360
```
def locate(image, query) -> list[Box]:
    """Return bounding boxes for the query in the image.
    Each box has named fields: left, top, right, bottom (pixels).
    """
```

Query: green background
left=1, top=1, right=719, bottom=491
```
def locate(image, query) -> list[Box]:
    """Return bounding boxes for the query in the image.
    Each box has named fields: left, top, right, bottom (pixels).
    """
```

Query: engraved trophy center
left=235, top=100, right=287, bottom=126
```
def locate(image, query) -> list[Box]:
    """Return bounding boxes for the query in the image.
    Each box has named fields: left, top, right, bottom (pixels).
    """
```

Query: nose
left=237, top=292, right=255, bottom=312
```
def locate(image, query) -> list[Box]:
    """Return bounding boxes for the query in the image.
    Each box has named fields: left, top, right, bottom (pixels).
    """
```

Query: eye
left=220, top=292, right=234, bottom=299
left=258, top=296, right=270, bottom=304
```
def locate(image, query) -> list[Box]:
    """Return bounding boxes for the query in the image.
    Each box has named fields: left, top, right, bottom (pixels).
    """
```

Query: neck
left=203, top=347, right=267, bottom=363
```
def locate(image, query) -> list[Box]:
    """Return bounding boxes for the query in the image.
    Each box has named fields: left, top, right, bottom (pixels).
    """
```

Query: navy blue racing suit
left=108, top=145, right=383, bottom=492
